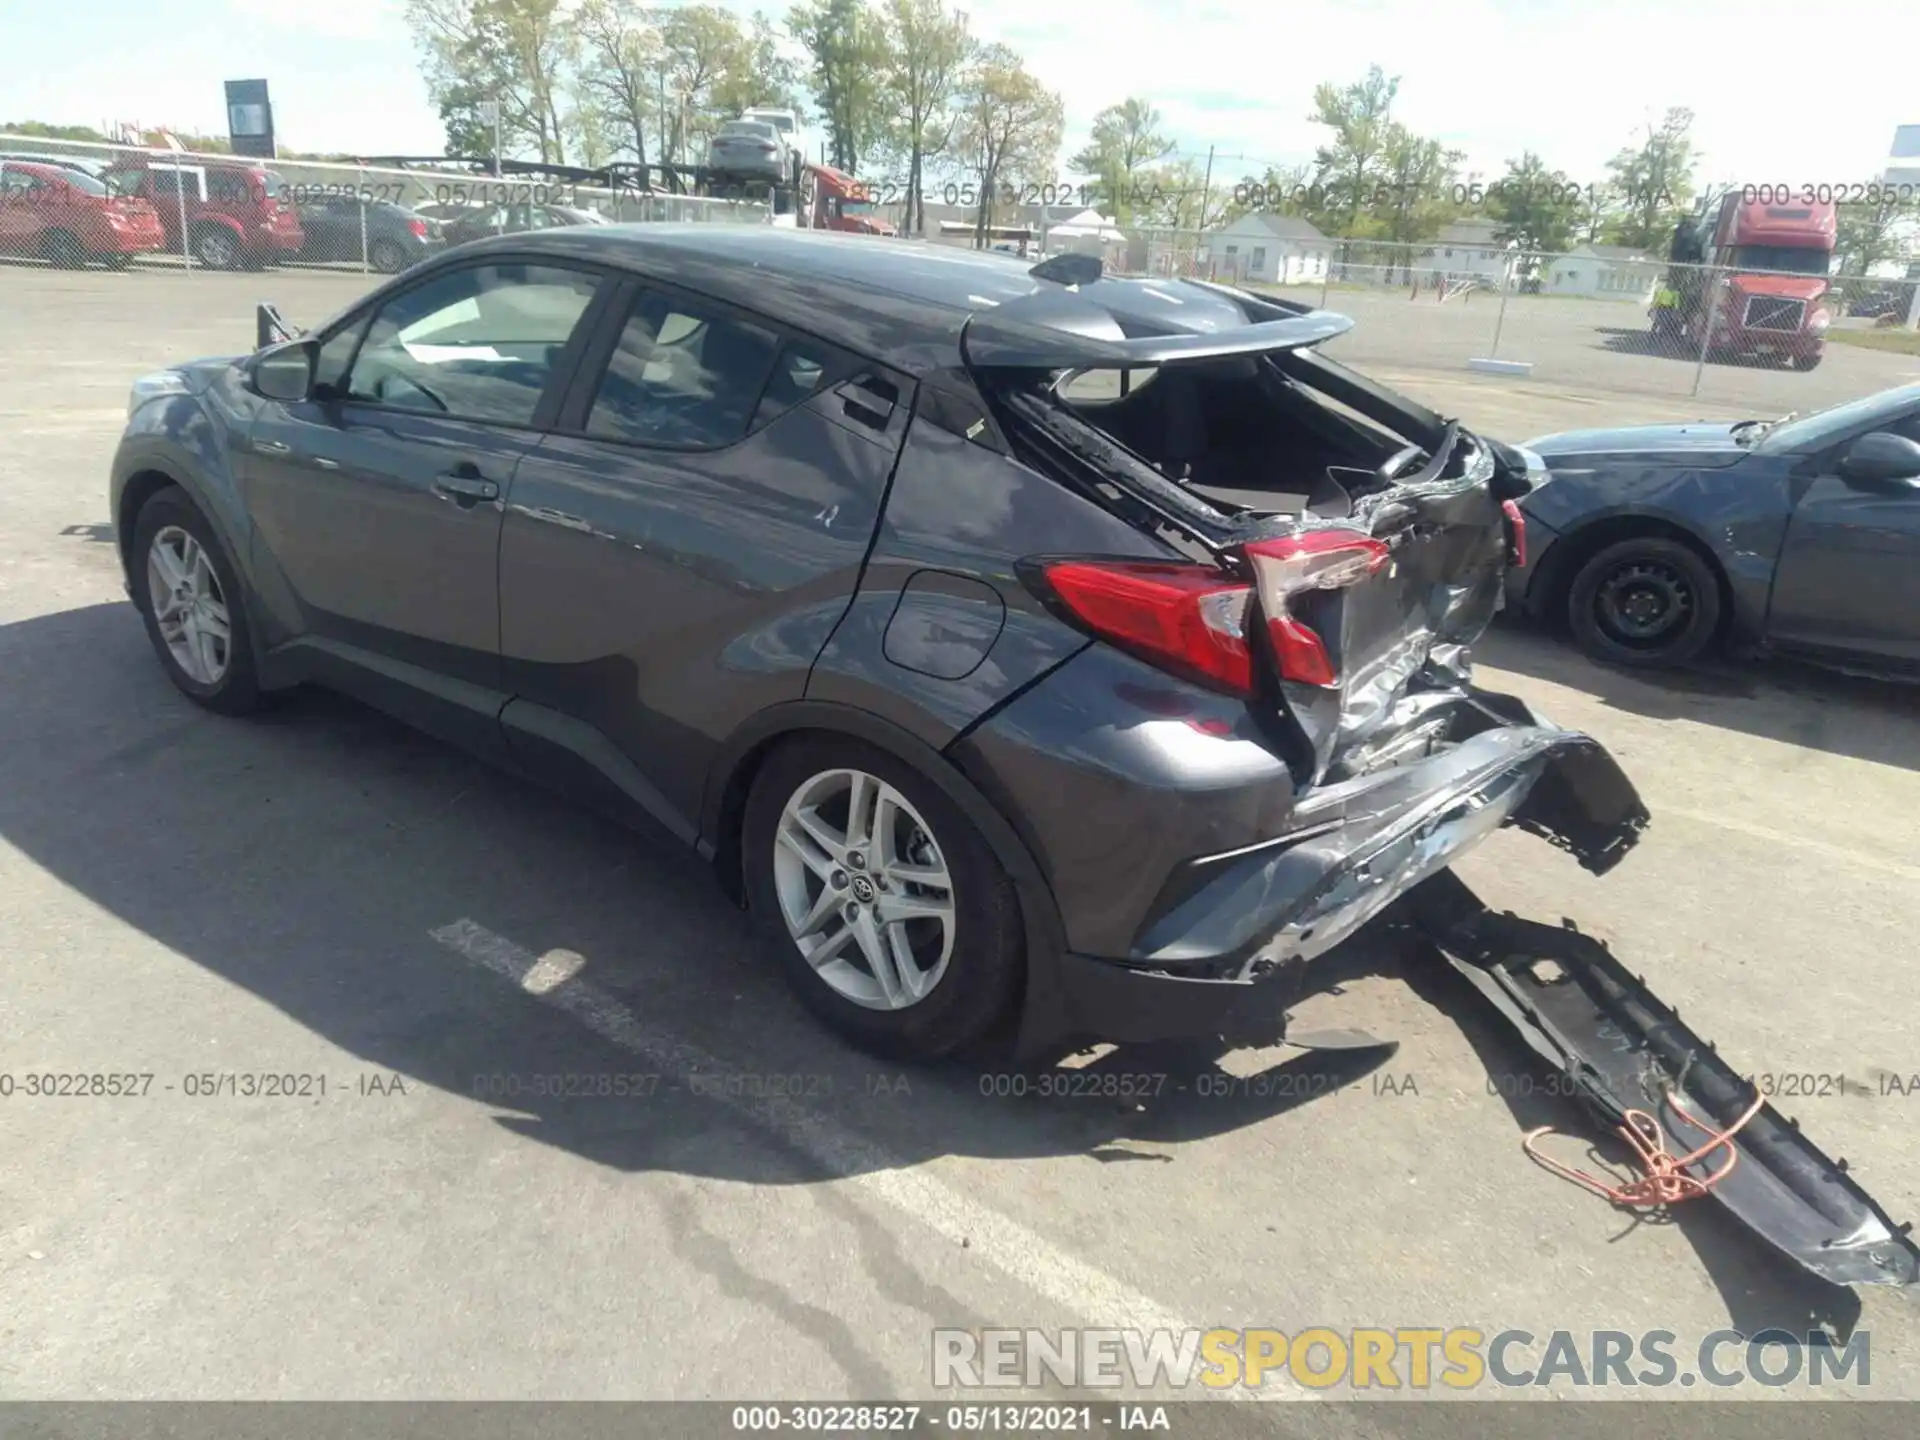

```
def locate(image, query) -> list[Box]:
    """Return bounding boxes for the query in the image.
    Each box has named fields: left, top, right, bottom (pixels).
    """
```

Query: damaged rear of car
left=941, top=268, right=1916, bottom=1290
left=946, top=274, right=1644, bottom=1035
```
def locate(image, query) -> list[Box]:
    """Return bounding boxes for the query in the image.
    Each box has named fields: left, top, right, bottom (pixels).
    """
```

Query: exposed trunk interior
left=1049, top=355, right=1421, bottom=520
left=986, top=348, right=1533, bottom=790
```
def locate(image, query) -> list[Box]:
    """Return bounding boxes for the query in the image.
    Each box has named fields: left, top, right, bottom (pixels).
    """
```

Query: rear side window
left=585, top=290, right=783, bottom=448
left=342, top=262, right=600, bottom=425
left=207, top=170, right=261, bottom=205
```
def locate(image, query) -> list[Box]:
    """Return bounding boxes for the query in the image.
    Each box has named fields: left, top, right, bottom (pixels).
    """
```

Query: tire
left=129, top=488, right=264, bottom=716
left=1566, top=536, right=1722, bottom=669
left=102, top=253, right=132, bottom=270
left=191, top=224, right=241, bottom=271
left=368, top=238, right=408, bottom=274
left=39, top=228, right=85, bottom=268
left=1791, top=350, right=1822, bottom=372
left=742, top=735, right=1024, bottom=1061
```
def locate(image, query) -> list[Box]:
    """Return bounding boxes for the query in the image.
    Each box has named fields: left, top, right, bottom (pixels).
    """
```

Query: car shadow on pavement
left=1477, top=621, right=1920, bottom=774
left=0, top=598, right=1859, bottom=1341
left=0, top=602, right=1385, bottom=1168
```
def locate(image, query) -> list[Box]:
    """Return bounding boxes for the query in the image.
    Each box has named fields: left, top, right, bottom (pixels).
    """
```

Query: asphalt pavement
left=3, top=263, right=1919, bottom=1415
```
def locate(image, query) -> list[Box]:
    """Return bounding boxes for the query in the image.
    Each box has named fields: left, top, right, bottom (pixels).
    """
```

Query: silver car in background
left=706, top=119, right=789, bottom=187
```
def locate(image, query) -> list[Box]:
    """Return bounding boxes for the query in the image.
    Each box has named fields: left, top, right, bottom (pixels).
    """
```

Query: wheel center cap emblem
left=850, top=876, right=876, bottom=904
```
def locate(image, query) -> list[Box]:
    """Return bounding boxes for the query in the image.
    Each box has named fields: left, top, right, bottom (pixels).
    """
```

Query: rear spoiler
left=256, top=303, right=298, bottom=350
left=962, top=298, right=1352, bottom=370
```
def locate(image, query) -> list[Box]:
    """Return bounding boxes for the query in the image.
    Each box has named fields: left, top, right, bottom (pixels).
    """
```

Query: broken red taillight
left=1037, top=560, right=1254, bottom=695
left=1502, top=498, right=1527, bottom=569
left=409, top=217, right=429, bottom=240
left=1242, top=530, right=1391, bottom=689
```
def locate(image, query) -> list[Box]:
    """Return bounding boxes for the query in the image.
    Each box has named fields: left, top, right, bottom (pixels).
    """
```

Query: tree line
left=10, top=14, right=1914, bottom=271
left=1218, top=74, right=1913, bottom=276
left=401, top=0, right=1063, bottom=241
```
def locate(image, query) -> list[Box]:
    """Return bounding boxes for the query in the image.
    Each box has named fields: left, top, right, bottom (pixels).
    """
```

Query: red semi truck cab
left=804, top=164, right=895, bottom=236
left=1657, top=189, right=1835, bottom=370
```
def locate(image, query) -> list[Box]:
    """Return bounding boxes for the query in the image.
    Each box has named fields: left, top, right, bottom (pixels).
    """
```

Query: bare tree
left=956, top=44, right=1062, bottom=246
left=405, top=0, right=579, bottom=164
left=789, top=0, right=888, bottom=174
left=879, top=0, right=973, bottom=235
left=576, top=0, right=661, bottom=166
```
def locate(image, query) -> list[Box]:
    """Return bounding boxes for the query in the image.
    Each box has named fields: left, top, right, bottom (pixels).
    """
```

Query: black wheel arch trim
left=113, top=446, right=261, bottom=640
left=700, top=699, right=1073, bottom=1056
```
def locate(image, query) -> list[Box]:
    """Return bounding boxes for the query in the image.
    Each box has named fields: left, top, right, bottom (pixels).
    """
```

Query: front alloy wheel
left=147, top=525, right=232, bottom=685
left=130, top=488, right=264, bottom=715
left=774, top=768, right=955, bottom=1010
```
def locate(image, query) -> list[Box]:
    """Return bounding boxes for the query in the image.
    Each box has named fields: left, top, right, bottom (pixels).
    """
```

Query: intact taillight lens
left=1036, top=560, right=1254, bottom=696
left=1242, top=530, right=1391, bottom=688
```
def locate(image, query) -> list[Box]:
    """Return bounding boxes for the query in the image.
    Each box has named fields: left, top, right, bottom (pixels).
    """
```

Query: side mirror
left=1837, top=431, right=1920, bottom=490
left=252, top=338, right=318, bottom=404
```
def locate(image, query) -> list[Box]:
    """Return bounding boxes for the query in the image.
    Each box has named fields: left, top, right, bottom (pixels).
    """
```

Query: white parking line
left=429, top=918, right=1273, bottom=1397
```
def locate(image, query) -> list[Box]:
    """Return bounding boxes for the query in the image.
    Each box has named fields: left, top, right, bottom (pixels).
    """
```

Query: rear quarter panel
left=804, top=404, right=1167, bottom=749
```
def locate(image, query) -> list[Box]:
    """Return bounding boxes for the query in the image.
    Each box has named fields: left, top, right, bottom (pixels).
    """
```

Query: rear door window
left=341, top=261, right=602, bottom=426
left=584, top=290, right=784, bottom=448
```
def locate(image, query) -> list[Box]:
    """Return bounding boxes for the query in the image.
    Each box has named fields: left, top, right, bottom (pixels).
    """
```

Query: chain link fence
left=1122, top=229, right=1920, bottom=410
left=10, top=136, right=1918, bottom=414
left=0, top=132, right=769, bottom=278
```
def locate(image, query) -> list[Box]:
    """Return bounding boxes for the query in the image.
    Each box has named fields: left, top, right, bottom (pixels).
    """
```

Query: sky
left=4, top=0, right=1918, bottom=194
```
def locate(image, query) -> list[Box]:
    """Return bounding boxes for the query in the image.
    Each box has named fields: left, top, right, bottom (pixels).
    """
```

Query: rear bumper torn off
left=1030, top=707, right=1648, bottom=1049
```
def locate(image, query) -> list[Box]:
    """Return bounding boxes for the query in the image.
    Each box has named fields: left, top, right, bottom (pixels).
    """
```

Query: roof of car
left=450, top=224, right=1345, bottom=375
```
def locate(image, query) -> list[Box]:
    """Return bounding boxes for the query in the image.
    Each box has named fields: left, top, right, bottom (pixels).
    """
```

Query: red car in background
left=0, top=159, right=166, bottom=267
left=99, top=156, right=303, bottom=270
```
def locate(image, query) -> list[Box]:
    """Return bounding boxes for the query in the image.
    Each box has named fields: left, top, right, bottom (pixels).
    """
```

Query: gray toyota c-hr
left=109, top=226, right=1648, bottom=1063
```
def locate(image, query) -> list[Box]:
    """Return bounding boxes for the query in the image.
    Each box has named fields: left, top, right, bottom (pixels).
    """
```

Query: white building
left=1542, top=244, right=1662, bottom=300
left=1419, top=220, right=1521, bottom=287
left=1204, top=213, right=1331, bottom=286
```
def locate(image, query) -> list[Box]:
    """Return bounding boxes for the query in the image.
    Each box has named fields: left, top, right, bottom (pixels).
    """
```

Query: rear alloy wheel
left=744, top=738, right=1023, bottom=1060
left=193, top=225, right=240, bottom=270
left=1567, top=537, right=1722, bottom=668
left=369, top=238, right=408, bottom=274
left=131, top=489, right=264, bottom=715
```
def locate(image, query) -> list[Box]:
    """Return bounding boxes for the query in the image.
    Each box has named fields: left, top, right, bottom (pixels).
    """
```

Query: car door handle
left=834, top=377, right=898, bottom=430
left=255, top=438, right=293, bottom=456
left=433, top=470, right=499, bottom=504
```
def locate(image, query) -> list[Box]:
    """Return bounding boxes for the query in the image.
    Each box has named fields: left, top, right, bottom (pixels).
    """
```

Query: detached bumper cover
left=1411, top=869, right=1920, bottom=1289
left=1137, top=713, right=1645, bottom=974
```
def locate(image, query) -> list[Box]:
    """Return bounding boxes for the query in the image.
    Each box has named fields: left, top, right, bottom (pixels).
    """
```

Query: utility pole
left=1197, top=143, right=1215, bottom=236
left=477, top=99, right=501, bottom=176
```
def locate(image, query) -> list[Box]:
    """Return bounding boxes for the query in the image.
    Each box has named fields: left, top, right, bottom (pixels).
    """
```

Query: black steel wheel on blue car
left=130, top=487, right=265, bottom=716
left=742, top=735, right=1024, bottom=1061
left=1566, top=535, right=1723, bottom=668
